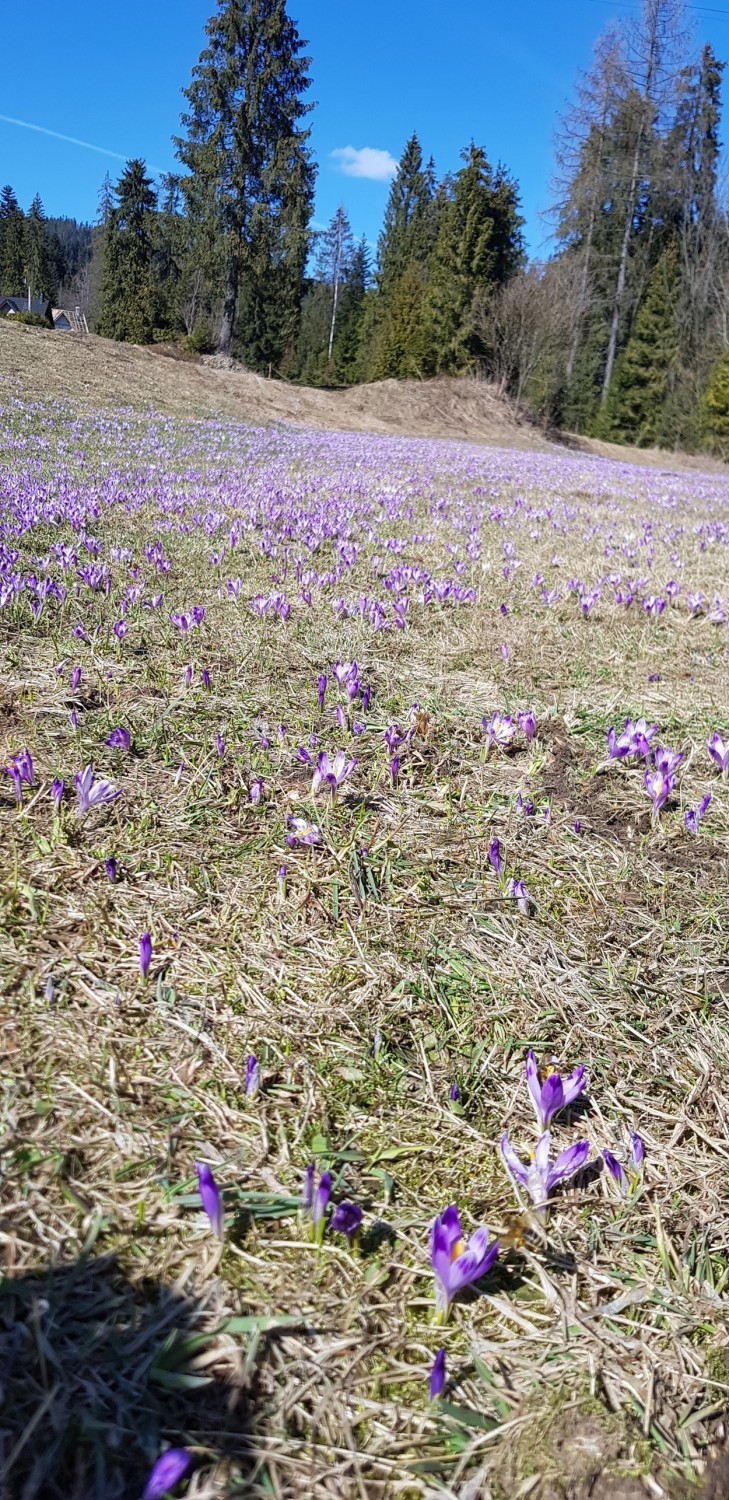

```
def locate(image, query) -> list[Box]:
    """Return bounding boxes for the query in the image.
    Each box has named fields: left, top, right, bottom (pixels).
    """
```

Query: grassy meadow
left=1, top=389, right=729, bottom=1499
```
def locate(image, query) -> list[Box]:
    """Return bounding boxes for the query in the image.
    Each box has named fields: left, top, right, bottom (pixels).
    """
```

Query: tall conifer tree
left=0, top=186, right=26, bottom=294
left=97, top=160, right=159, bottom=343
left=176, top=0, right=316, bottom=358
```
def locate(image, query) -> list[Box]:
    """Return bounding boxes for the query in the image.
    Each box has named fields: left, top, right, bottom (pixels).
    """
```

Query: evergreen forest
left=4, top=0, right=729, bottom=454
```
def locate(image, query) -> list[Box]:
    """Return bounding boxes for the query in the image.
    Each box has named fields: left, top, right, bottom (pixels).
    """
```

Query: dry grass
left=1, top=349, right=729, bottom=1500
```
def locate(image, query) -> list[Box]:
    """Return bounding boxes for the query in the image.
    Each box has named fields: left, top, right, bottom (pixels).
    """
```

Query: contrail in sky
left=0, top=114, right=167, bottom=174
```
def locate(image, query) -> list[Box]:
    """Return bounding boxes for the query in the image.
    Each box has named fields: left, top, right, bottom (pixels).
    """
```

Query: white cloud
left=330, top=146, right=399, bottom=182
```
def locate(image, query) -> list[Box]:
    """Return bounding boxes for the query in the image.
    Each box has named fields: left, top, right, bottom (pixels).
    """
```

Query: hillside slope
left=0, top=320, right=724, bottom=473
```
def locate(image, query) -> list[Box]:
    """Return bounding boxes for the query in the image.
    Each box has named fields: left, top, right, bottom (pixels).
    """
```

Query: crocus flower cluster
left=606, top=717, right=658, bottom=762
left=3, top=748, right=34, bottom=805
left=501, top=1051, right=590, bottom=1220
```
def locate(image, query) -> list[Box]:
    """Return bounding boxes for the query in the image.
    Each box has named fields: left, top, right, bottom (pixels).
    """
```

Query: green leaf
left=221, top=1314, right=302, bottom=1334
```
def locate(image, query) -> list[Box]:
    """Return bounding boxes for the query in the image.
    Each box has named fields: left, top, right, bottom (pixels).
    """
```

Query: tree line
left=4, top=0, right=729, bottom=453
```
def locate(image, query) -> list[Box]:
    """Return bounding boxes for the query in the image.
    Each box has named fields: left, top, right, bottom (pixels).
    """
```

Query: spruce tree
left=0, top=185, right=26, bottom=295
left=376, top=134, right=436, bottom=293
left=97, top=160, right=159, bottom=343
left=421, top=146, right=524, bottom=373
left=599, top=240, right=681, bottom=444
left=24, top=195, right=54, bottom=302
left=176, top=0, right=316, bottom=358
left=331, top=236, right=370, bottom=383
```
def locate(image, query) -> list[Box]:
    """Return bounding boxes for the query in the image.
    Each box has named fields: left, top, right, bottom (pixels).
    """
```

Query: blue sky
left=1, top=0, right=727, bottom=255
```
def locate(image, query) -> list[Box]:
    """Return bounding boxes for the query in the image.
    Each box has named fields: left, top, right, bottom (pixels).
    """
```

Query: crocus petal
left=525, top=1050, right=542, bottom=1116
left=546, top=1140, right=590, bottom=1191
left=429, top=1348, right=446, bottom=1400
left=602, top=1149, right=628, bottom=1194
left=449, top=1227, right=499, bottom=1294
left=500, top=1132, right=529, bottom=1187
left=539, top=1073, right=565, bottom=1128
left=629, top=1131, right=645, bottom=1168
left=561, top=1065, right=586, bottom=1110
left=143, top=1447, right=194, bottom=1499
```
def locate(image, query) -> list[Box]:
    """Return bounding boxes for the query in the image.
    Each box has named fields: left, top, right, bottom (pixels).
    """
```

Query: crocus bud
left=105, top=857, right=118, bottom=883
left=245, top=1053, right=260, bottom=1099
left=429, top=1349, right=446, bottom=1400
left=488, top=838, right=504, bottom=878
left=195, top=1161, right=224, bottom=1237
left=317, top=673, right=327, bottom=709
left=143, top=1448, right=194, bottom=1500
left=139, top=932, right=152, bottom=980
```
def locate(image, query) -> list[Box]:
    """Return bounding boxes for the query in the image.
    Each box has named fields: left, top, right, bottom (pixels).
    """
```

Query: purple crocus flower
left=603, top=1132, right=644, bottom=1197
left=51, top=777, right=64, bottom=811
left=685, top=792, right=711, bottom=834
left=335, top=703, right=347, bottom=731
left=707, top=731, right=729, bottom=777
left=482, top=712, right=516, bottom=751
left=71, top=665, right=82, bottom=692
left=74, top=766, right=120, bottom=815
left=201, top=668, right=211, bottom=691
left=518, top=710, right=537, bottom=743
left=249, top=779, right=263, bottom=806
left=215, top=733, right=226, bottom=757
left=500, top=1130, right=590, bottom=1218
left=330, top=1201, right=363, bottom=1245
left=184, top=664, right=193, bottom=686
left=195, top=1161, right=224, bottom=1237
left=105, top=726, right=131, bottom=751
left=653, top=745, right=683, bottom=775
left=113, top=619, right=128, bottom=640
left=507, top=877, right=532, bottom=915
left=525, top=1049, right=586, bottom=1131
left=317, top=672, right=327, bottom=709
left=390, top=755, right=400, bottom=784
left=488, top=838, right=505, bottom=878
left=105, top=857, right=117, bottom=883
left=142, top=1447, right=194, bottom=1500
left=430, top=1205, right=499, bottom=1317
left=602, top=1148, right=629, bottom=1196
left=361, top=685, right=372, bottom=713
left=515, top=792, right=535, bottom=816
left=644, top=768, right=674, bottom=823
left=449, top=1082, right=460, bottom=1103
left=429, top=1349, right=446, bottom=1400
left=286, top=816, right=322, bottom=848
left=139, top=932, right=152, bottom=980
left=311, top=750, right=357, bottom=799
left=606, top=725, right=633, bottom=761
left=245, top=1053, right=260, bottom=1099
left=276, top=863, right=287, bottom=899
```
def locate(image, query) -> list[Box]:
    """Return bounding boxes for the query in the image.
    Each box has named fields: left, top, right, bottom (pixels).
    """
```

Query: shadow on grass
left=0, top=1249, right=258, bottom=1500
